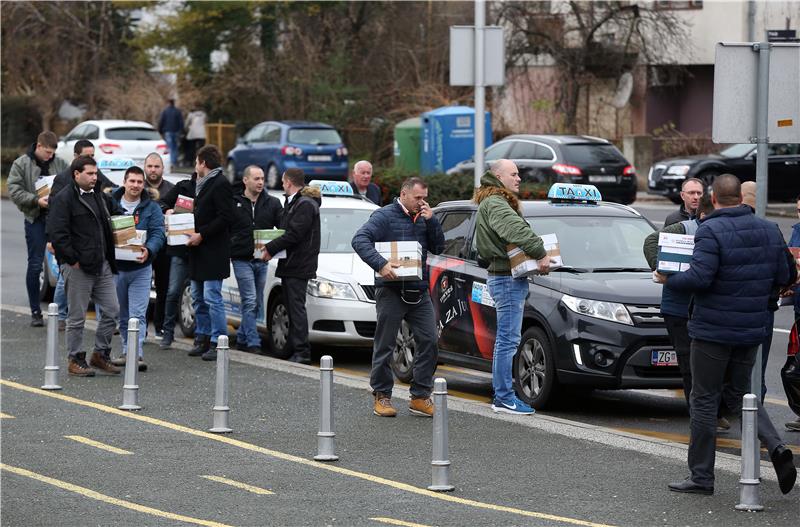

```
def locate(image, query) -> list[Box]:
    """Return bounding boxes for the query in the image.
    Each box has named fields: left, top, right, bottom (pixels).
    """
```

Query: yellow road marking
left=65, top=435, right=133, bottom=455
left=0, top=412, right=14, bottom=418
left=0, top=463, right=234, bottom=527
left=764, top=397, right=789, bottom=408
left=201, top=475, right=274, bottom=495
left=614, top=427, right=800, bottom=453
left=371, top=517, right=434, bottom=527
left=1, top=379, right=615, bottom=527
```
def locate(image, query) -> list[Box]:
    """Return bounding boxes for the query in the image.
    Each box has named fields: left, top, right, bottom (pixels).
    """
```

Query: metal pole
left=119, top=318, right=141, bottom=411
left=736, top=394, right=764, bottom=511
left=314, top=355, right=338, bottom=462
left=473, top=0, right=486, bottom=189
left=42, top=302, right=61, bottom=390
left=428, top=378, right=454, bottom=492
left=209, top=335, right=232, bottom=433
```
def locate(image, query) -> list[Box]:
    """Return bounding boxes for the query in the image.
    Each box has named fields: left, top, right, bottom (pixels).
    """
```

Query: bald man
left=741, top=181, right=757, bottom=211
left=351, top=160, right=382, bottom=205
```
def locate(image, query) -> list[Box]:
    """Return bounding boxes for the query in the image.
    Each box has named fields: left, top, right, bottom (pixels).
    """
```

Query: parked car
left=178, top=181, right=378, bottom=357
left=391, top=183, right=679, bottom=409
left=226, top=121, right=349, bottom=188
left=56, top=120, right=170, bottom=176
left=648, top=143, right=800, bottom=204
left=446, top=135, right=637, bottom=204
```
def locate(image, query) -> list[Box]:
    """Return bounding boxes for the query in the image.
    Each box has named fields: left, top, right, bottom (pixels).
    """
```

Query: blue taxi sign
left=547, top=183, right=602, bottom=202
left=97, top=158, right=135, bottom=171
left=309, top=180, right=354, bottom=196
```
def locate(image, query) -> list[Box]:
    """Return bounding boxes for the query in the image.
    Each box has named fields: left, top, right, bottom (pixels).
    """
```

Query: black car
left=446, top=135, right=638, bottom=204
left=391, top=186, right=680, bottom=409
left=648, top=143, right=800, bottom=203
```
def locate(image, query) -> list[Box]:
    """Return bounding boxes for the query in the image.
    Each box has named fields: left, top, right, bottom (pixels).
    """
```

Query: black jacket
left=51, top=166, right=114, bottom=199
left=266, top=186, right=321, bottom=280
left=356, top=182, right=382, bottom=206
left=189, top=169, right=235, bottom=281
left=47, top=181, right=121, bottom=275
left=231, top=190, right=283, bottom=260
left=159, top=175, right=196, bottom=258
left=664, top=204, right=692, bottom=227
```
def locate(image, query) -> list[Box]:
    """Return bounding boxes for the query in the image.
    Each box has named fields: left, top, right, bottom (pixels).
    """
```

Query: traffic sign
left=449, top=26, right=505, bottom=86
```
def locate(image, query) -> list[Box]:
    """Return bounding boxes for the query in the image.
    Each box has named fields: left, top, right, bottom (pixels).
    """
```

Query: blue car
left=226, top=120, right=349, bottom=188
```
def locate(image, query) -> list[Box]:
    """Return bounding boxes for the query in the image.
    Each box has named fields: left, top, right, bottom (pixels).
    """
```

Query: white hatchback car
left=56, top=120, right=170, bottom=178
left=176, top=181, right=380, bottom=357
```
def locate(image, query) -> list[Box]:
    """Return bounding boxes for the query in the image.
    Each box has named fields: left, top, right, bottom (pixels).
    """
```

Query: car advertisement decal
left=470, top=281, right=495, bottom=307
left=469, top=281, right=497, bottom=360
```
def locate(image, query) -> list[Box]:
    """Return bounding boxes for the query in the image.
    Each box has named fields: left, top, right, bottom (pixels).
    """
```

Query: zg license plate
left=308, top=155, right=332, bottom=162
left=588, top=175, right=616, bottom=183
left=651, top=350, right=678, bottom=366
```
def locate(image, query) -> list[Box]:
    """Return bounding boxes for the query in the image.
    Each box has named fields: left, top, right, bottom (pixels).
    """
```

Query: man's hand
left=536, top=256, right=551, bottom=275
left=379, top=262, right=400, bottom=280
left=419, top=200, right=433, bottom=220
left=165, top=209, right=174, bottom=215
left=652, top=271, right=668, bottom=284
left=261, top=249, right=272, bottom=262
left=46, top=242, right=55, bottom=255
left=136, top=248, right=149, bottom=263
left=186, top=233, right=202, bottom=247
left=38, top=196, right=49, bottom=209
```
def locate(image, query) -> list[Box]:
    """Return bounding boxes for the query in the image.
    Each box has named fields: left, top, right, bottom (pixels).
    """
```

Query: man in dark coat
left=262, top=168, right=320, bottom=365
left=143, top=152, right=174, bottom=338
left=158, top=98, right=184, bottom=169
left=186, top=145, right=234, bottom=361
left=664, top=178, right=704, bottom=226
left=656, top=174, right=797, bottom=496
left=351, top=160, right=382, bottom=205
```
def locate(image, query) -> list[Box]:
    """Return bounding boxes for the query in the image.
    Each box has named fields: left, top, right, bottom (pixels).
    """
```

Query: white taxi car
left=220, top=180, right=379, bottom=357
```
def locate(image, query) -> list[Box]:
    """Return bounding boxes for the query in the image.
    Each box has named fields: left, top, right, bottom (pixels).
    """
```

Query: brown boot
left=68, top=355, right=95, bottom=377
left=89, top=352, right=121, bottom=375
left=373, top=393, right=397, bottom=417
left=409, top=396, right=434, bottom=417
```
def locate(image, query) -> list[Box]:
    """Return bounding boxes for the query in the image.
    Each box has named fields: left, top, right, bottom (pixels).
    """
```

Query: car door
left=238, top=124, right=267, bottom=167
left=767, top=144, right=800, bottom=200
left=508, top=140, right=556, bottom=184
left=462, top=221, right=497, bottom=361
left=261, top=124, right=282, bottom=169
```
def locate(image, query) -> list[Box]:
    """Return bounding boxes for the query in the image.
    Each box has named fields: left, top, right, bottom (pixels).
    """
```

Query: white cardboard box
left=115, top=245, right=145, bottom=261
left=507, top=234, right=562, bottom=278
left=166, top=214, right=195, bottom=246
left=375, top=241, right=422, bottom=280
left=657, top=233, right=694, bottom=274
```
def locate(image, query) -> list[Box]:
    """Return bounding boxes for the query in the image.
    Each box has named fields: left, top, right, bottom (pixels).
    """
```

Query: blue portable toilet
left=420, top=106, right=492, bottom=175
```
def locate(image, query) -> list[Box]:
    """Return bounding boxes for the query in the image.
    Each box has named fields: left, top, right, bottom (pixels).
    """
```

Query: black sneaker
left=31, top=313, right=44, bottom=327
left=188, top=336, right=210, bottom=357
left=201, top=342, right=218, bottom=362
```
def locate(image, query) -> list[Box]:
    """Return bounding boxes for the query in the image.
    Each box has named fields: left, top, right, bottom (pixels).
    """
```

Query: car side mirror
left=236, top=137, right=245, bottom=145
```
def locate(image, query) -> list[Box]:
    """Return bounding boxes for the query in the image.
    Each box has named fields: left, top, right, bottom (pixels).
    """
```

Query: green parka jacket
left=7, top=147, right=68, bottom=223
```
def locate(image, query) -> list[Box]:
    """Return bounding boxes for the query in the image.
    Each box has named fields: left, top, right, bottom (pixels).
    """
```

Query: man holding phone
left=352, top=177, right=444, bottom=418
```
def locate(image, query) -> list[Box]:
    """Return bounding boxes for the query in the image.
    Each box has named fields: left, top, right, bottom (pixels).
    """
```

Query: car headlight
left=665, top=165, right=691, bottom=177
left=307, top=278, right=359, bottom=300
left=561, top=294, right=633, bottom=325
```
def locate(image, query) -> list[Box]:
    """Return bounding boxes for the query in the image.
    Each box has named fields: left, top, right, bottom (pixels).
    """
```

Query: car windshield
left=719, top=144, right=754, bottom=158
left=526, top=215, right=653, bottom=270
left=562, top=144, right=627, bottom=165
left=288, top=128, right=342, bottom=145
left=320, top=208, right=373, bottom=253
left=104, top=127, right=162, bottom=141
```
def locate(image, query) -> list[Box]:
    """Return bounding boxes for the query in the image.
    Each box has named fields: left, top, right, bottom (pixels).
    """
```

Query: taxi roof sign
left=97, top=158, right=136, bottom=171
left=309, top=180, right=354, bottom=196
left=547, top=183, right=602, bottom=203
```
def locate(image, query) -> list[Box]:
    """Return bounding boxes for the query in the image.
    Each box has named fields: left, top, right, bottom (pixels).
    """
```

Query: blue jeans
left=25, top=217, right=47, bottom=315
left=55, top=264, right=68, bottom=321
left=162, top=256, right=189, bottom=340
left=164, top=131, right=180, bottom=166
left=191, top=279, right=227, bottom=343
left=115, top=266, right=152, bottom=358
left=487, top=275, right=529, bottom=404
left=232, top=259, right=267, bottom=348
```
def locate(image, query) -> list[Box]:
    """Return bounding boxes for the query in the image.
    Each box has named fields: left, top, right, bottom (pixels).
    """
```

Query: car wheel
left=178, top=280, right=196, bottom=338
left=513, top=326, right=558, bottom=409
left=698, top=170, right=719, bottom=188
left=39, top=262, right=54, bottom=302
left=226, top=160, right=236, bottom=183
left=391, top=320, right=415, bottom=383
left=267, top=290, right=292, bottom=359
left=266, top=164, right=280, bottom=189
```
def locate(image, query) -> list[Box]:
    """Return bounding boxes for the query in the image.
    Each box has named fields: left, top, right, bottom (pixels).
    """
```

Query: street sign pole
left=474, top=0, right=485, bottom=189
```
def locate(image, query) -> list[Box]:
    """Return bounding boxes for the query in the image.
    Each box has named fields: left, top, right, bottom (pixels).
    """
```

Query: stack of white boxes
left=375, top=241, right=422, bottom=280
left=507, top=234, right=562, bottom=278
left=115, top=230, right=147, bottom=261
left=166, top=213, right=195, bottom=246
left=111, top=215, right=144, bottom=261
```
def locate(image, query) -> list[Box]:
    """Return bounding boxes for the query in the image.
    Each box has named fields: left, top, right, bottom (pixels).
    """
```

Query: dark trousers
left=687, top=339, right=784, bottom=486
left=150, top=249, right=171, bottom=331
left=283, top=277, right=310, bottom=358
left=162, top=255, right=189, bottom=341
left=760, top=310, right=775, bottom=402
left=24, top=216, right=47, bottom=315
left=370, top=287, right=438, bottom=399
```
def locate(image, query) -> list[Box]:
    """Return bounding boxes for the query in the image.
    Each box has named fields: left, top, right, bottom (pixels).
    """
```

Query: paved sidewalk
left=1, top=308, right=797, bottom=527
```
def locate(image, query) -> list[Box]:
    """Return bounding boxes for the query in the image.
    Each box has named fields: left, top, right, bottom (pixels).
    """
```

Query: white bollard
left=314, top=355, right=338, bottom=461
left=735, top=393, right=763, bottom=511
left=119, top=318, right=141, bottom=410
left=428, top=378, right=454, bottom=492
left=42, top=303, right=62, bottom=390
left=209, top=336, right=232, bottom=433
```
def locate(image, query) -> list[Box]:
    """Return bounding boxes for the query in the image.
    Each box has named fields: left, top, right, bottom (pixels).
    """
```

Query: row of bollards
left=43, top=307, right=455, bottom=491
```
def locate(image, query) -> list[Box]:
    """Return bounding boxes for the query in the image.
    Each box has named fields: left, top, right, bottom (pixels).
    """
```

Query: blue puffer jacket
left=352, top=199, right=444, bottom=290
left=112, top=187, right=166, bottom=271
left=666, top=205, right=794, bottom=345
left=790, top=222, right=800, bottom=313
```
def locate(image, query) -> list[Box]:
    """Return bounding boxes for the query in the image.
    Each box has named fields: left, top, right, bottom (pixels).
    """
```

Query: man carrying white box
left=352, top=177, right=445, bottom=418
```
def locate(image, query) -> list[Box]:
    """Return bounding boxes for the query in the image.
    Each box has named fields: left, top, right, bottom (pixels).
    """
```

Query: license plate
left=307, top=155, right=332, bottom=162
left=588, top=175, right=616, bottom=183
left=651, top=350, right=678, bottom=366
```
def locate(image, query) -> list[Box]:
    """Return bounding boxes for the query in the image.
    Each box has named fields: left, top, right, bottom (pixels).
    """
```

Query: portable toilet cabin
left=420, top=106, right=492, bottom=175
left=393, top=117, right=422, bottom=173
